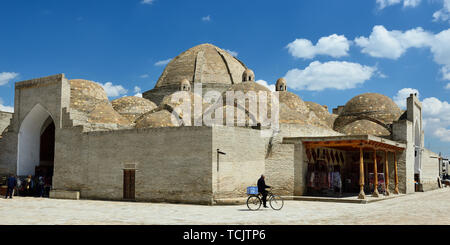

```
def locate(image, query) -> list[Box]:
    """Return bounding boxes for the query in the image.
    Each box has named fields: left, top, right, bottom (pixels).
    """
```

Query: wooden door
left=123, top=170, right=135, bottom=200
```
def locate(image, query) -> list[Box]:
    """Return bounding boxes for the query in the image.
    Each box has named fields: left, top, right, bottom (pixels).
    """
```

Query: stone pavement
left=1, top=188, right=449, bottom=225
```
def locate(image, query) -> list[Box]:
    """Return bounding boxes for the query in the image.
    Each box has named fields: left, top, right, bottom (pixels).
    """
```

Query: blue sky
left=0, top=0, right=449, bottom=156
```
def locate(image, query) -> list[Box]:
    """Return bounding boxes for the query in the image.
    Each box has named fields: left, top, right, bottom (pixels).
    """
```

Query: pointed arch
left=17, top=104, right=55, bottom=176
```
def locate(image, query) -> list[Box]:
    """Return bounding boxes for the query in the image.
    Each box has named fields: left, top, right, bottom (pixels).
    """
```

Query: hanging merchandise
left=306, top=149, right=312, bottom=163
left=331, top=150, right=335, bottom=164
left=378, top=173, right=385, bottom=194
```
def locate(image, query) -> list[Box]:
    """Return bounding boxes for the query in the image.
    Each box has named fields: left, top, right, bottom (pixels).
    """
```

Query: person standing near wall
left=15, top=177, right=22, bottom=196
left=38, top=176, right=45, bottom=197
left=4, top=174, right=16, bottom=199
left=25, top=175, right=33, bottom=196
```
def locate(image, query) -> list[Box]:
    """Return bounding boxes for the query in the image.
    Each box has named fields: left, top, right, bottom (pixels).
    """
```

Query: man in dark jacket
left=257, top=175, right=271, bottom=208
left=5, top=174, right=16, bottom=199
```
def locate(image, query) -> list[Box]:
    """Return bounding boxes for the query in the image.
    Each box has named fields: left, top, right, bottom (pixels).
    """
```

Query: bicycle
left=246, top=187, right=284, bottom=211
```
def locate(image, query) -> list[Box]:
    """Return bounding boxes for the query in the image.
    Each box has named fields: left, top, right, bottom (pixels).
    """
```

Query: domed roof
left=276, top=78, right=287, bottom=91
left=277, top=93, right=327, bottom=126
left=111, top=96, right=157, bottom=122
left=158, top=91, right=211, bottom=125
left=340, top=119, right=391, bottom=137
left=334, top=93, right=402, bottom=131
left=135, top=110, right=181, bottom=129
left=304, top=101, right=336, bottom=128
left=160, top=91, right=211, bottom=119
left=222, top=82, right=273, bottom=124
left=225, top=81, right=272, bottom=95
left=180, top=78, right=191, bottom=91
left=155, top=43, right=247, bottom=88
left=202, top=104, right=258, bottom=127
left=242, top=68, right=255, bottom=82
left=279, top=103, right=311, bottom=125
left=70, top=79, right=109, bottom=113
left=277, top=91, right=310, bottom=115
left=87, top=103, right=132, bottom=126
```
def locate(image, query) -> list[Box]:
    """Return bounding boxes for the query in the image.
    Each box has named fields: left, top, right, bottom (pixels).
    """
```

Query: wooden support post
left=394, top=151, right=399, bottom=194
left=358, top=147, right=366, bottom=199
left=372, top=149, right=379, bottom=197
left=384, top=150, right=390, bottom=196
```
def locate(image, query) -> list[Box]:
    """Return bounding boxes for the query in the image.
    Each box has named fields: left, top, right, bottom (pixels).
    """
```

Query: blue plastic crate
left=247, top=186, right=258, bottom=195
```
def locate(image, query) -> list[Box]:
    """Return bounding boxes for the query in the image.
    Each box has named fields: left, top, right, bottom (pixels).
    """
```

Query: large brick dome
left=155, top=43, right=247, bottom=88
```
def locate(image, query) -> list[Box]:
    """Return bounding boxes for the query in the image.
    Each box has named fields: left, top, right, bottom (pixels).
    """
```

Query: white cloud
left=432, top=127, right=450, bottom=142
left=0, top=72, right=19, bottom=86
left=393, top=88, right=419, bottom=108
left=256, top=80, right=275, bottom=92
left=403, top=0, right=421, bottom=7
left=394, top=88, right=450, bottom=143
left=97, top=82, right=128, bottom=98
left=287, top=34, right=351, bottom=59
left=355, top=25, right=450, bottom=81
left=0, top=98, right=13, bottom=113
left=141, top=0, right=155, bottom=4
left=376, top=0, right=402, bottom=9
left=134, top=86, right=143, bottom=97
left=284, top=61, right=376, bottom=91
left=429, top=29, right=450, bottom=80
left=224, top=49, right=238, bottom=57
left=423, top=97, right=450, bottom=142
left=446, top=83, right=450, bottom=89
left=376, top=0, right=421, bottom=9
left=354, top=25, right=433, bottom=59
left=140, top=74, right=149, bottom=78
left=202, top=15, right=211, bottom=22
left=154, top=58, right=172, bottom=66
left=433, top=0, right=450, bottom=23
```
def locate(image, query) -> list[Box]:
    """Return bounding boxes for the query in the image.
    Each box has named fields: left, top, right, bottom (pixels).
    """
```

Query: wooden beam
left=303, top=141, right=361, bottom=148
left=384, top=150, right=390, bottom=196
left=302, top=139, right=405, bottom=153
left=372, top=149, right=379, bottom=197
left=358, top=147, right=366, bottom=199
left=394, top=151, right=399, bottom=194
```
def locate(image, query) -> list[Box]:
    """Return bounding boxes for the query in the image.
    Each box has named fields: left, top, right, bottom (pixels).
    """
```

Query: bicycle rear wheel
left=269, top=195, right=284, bottom=210
left=247, top=196, right=262, bottom=211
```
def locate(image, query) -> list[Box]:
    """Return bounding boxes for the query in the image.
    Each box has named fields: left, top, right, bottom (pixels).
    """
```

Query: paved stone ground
left=1, top=188, right=449, bottom=225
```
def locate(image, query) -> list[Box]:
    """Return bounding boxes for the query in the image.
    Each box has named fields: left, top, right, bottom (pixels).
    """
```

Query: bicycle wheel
left=247, top=195, right=262, bottom=211
left=269, top=195, right=284, bottom=210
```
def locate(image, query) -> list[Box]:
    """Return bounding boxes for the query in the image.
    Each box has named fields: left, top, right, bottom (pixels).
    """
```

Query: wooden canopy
left=283, top=135, right=405, bottom=152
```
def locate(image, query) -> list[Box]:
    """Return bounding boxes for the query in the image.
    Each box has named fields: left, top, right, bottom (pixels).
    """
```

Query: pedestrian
left=5, top=174, right=16, bottom=199
left=25, top=175, right=33, bottom=196
left=38, top=176, right=45, bottom=197
left=15, top=177, right=22, bottom=196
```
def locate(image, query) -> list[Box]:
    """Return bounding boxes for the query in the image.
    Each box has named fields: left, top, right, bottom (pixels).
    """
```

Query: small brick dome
left=135, top=110, right=181, bottom=128
left=69, top=79, right=109, bottom=114
left=111, top=96, right=157, bottom=122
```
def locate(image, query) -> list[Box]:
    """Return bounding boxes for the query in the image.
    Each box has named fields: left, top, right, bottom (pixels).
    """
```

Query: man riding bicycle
left=257, top=174, right=271, bottom=208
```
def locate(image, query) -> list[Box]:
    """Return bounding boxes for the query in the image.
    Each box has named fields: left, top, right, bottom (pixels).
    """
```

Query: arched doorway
left=17, top=104, right=55, bottom=197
